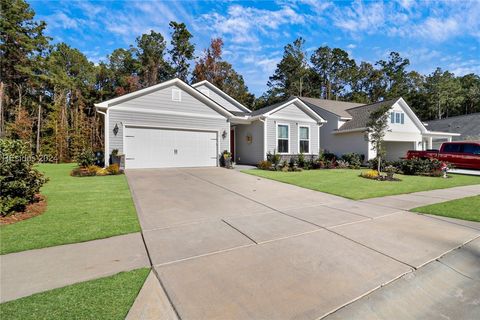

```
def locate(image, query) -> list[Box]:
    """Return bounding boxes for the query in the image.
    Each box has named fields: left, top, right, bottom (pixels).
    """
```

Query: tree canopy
left=1, top=0, right=478, bottom=162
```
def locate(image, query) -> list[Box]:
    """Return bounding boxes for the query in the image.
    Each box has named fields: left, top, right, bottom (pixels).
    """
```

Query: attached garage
left=384, top=141, right=415, bottom=161
left=124, top=126, right=218, bottom=169
left=95, top=79, right=233, bottom=169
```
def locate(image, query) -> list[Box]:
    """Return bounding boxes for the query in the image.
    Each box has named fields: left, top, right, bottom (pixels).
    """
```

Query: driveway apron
left=126, top=168, right=480, bottom=319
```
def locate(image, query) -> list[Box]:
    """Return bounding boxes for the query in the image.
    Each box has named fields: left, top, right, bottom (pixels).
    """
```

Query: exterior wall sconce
left=246, top=134, right=253, bottom=144
left=113, top=123, right=119, bottom=136
left=222, top=130, right=227, bottom=139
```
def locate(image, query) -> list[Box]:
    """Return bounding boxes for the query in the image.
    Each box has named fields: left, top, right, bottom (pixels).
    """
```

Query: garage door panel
left=125, top=127, right=218, bottom=169
left=385, top=141, right=414, bottom=161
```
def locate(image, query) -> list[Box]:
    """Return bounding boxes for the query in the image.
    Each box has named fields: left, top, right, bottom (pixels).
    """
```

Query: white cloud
left=332, top=0, right=385, bottom=33
left=46, top=12, right=82, bottom=30
left=195, top=4, right=306, bottom=44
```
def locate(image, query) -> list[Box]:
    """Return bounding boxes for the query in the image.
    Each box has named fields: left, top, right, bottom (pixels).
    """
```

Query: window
left=299, top=126, right=310, bottom=154
left=172, top=88, right=181, bottom=101
left=463, top=144, right=480, bottom=155
left=277, top=124, right=289, bottom=153
left=391, top=111, right=405, bottom=124
left=443, top=143, right=461, bottom=153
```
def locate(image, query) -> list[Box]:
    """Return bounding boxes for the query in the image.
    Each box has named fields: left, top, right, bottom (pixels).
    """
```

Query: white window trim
left=276, top=123, right=290, bottom=154
left=298, top=125, right=311, bottom=154
left=391, top=111, right=405, bottom=124
left=172, top=88, right=182, bottom=102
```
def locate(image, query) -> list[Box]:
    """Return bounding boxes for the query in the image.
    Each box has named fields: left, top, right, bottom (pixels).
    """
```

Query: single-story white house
left=299, top=97, right=460, bottom=161
left=94, top=78, right=326, bottom=169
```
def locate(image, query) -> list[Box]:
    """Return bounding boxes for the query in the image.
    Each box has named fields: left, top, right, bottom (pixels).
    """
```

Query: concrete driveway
left=126, top=168, right=480, bottom=320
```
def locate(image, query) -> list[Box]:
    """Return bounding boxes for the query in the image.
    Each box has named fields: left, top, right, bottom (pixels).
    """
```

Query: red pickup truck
left=406, top=141, right=480, bottom=169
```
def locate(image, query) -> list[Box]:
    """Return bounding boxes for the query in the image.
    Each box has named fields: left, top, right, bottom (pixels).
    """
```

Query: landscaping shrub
left=87, top=165, right=102, bottom=175
left=384, top=165, right=397, bottom=180
left=106, top=164, right=121, bottom=175
left=319, top=151, right=337, bottom=168
left=266, top=151, right=281, bottom=169
left=297, top=153, right=306, bottom=168
left=77, top=149, right=95, bottom=168
left=289, top=156, right=297, bottom=169
left=398, top=158, right=444, bottom=176
left=341, top=153, right=363, bottom=169
left=0, top=139, right=48, bottom=216
left=360, top=170, right=379, bottom=179
left=258, top=160, right=272, bottom=170
left=336, top=159, right=350, bottom=168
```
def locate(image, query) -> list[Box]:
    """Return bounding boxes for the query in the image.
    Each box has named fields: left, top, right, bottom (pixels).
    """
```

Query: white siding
left=329, top=131, right=370, bottom=159
left=387, top=102, right=422, bottom=133
left=266, top=118, right=319, bottom=155
left=314, top=109, right=344, bottom=153
left=111, top=84, right=220, bottom=116
left=316, top=101, right=423, bottom=160
left=195, top=84, right=246, bottom=113
left=269, top=103, right=317, bottom=123
left=106, top=83, right=230, bottom=160
left=235, top=121, right=264, bottom=165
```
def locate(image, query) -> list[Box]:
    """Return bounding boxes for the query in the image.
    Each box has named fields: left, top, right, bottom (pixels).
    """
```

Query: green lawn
left=243, top=169, right=480, bottom=200
left=1, top=163, right=141, bottom=255
left=412, top=195, right=480, bottom=222
left=0, top=268, right=149, bottom=320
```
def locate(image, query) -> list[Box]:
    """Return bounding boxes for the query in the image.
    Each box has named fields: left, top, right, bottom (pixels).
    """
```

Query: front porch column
left=427, top=136, right=433, bottom=149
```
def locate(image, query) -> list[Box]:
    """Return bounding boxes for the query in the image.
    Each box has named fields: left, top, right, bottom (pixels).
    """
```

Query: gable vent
left=200, top=88, right=210, bottom=97
left=172, top=88, right=182, bottom=102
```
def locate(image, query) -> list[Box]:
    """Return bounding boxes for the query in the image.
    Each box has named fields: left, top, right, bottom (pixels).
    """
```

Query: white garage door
left=124, top=126, right=218, bottom=169
left=384, top=141, right=415, bottom=161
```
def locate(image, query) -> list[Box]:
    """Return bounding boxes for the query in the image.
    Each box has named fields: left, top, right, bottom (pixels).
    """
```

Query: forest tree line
left=1, top=0, right=479, bottom=162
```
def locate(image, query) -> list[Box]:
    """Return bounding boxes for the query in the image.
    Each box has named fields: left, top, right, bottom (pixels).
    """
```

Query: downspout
left=96, top=109, right=108, bottom=168
left=318, top=121, right=324, bottom=155
left=259, top=117, right=267, bottom=161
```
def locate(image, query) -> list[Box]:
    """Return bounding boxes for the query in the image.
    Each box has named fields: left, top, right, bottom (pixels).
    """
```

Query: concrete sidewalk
left=0, top=233, right=150, bottom=303
left=325, top=238, right=480, bottom=319
left=361, top=184, right=480, bottom=210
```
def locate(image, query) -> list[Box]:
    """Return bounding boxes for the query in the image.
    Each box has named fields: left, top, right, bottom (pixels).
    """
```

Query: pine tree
left=168, top=21, right=195, bottom=82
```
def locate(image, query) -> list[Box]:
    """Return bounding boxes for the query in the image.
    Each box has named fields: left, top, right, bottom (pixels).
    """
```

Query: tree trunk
left=377, top=142, right=381, bottom=173
left=0, top=81, right=4, bottom=137
left=36, top=96, right=42, bottom=154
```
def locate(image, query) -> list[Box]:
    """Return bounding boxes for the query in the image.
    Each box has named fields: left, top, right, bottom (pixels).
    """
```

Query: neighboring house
left=94, top=78, right=325, bottom=169
left=425, top=113, right=480, bottom=149
left=299, top=97, right=459, bottom=161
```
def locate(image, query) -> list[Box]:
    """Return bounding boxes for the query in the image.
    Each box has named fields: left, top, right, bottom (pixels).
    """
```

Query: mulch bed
left=0, top=195, right=47, bottom=225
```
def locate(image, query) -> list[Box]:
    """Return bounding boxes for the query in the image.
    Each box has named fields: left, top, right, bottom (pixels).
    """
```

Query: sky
left=29, top=0, right=480, bottom=96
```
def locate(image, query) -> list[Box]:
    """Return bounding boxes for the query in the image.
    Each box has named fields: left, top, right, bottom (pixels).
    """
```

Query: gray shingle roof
left=230, top=111, right=249, bottom=117
left=337, top=98, right=400, bottom=132
left=298, top=97, right=364, bottom=118
left=425, top=113, right=480, bottom=140
left=249, top=97, right=297, bottom=116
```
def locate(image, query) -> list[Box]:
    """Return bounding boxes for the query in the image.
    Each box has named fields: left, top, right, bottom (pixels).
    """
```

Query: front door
left=230, top=128, right=235, bottom=162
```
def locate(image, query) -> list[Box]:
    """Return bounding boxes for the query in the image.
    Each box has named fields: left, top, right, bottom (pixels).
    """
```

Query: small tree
left=366, top=104, right=391, bottom=173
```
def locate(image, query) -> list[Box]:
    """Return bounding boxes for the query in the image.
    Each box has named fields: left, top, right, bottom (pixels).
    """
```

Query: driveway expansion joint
left=221, top=219, right=259, bottom=244
left=185, top=169, right=420, bottom=270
